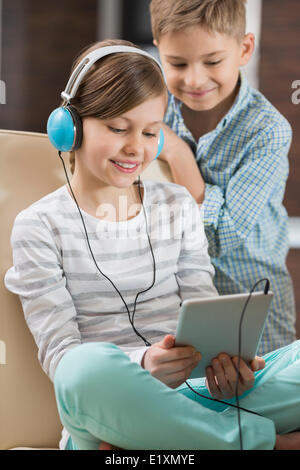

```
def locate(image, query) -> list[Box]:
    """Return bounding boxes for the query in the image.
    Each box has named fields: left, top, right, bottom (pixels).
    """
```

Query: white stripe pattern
left=5, top=180, right=218, bottom=381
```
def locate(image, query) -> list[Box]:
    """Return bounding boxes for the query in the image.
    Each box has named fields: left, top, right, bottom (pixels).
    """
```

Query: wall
left=0, top=0, right=97, bottom=132
left=259, top=0, right=300, bottom=336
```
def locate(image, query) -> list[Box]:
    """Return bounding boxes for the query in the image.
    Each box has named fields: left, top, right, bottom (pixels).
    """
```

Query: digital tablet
left=175, top=291, right=273, bottom=378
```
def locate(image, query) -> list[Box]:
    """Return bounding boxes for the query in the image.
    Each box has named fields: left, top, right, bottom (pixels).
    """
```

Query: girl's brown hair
left=67, top=39, right=167, bottom=174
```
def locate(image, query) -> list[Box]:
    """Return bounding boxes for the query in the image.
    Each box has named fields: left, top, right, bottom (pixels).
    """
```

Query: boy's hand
left=142, top=334, right=202, bottom=389
left=158, top=124, right=194, bottom=165
left=205, top=353, right=265, bottom=400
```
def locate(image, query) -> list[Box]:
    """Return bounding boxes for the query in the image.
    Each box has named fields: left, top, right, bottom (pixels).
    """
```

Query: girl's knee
left=54, top=342, right=125, bottom=396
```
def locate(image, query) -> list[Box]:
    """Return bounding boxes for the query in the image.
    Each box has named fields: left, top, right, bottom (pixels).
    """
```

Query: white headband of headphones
left=61, top=45, right=166, bottom=103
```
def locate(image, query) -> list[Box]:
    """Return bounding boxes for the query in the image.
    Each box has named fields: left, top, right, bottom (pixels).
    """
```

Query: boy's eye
left=205, top=60, right=222, bottom=66
left=170, top=63, right=186, bottom=68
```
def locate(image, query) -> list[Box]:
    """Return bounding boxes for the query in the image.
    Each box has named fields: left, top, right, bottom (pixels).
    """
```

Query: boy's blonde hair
left=150, top=0, right=247, bottom=42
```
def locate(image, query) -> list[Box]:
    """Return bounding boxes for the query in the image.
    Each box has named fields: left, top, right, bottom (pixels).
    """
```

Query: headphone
left=47, top=45, right=165, bottom=159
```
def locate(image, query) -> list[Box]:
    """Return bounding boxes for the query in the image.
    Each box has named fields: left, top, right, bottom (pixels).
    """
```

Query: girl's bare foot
left=275, top=432, right=300, bottom=450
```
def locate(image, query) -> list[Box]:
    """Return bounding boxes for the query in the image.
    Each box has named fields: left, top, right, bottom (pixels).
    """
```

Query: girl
left=5, top=40, right=300, bottom=451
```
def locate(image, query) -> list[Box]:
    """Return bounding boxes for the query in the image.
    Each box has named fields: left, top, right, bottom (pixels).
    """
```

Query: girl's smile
left=68, top=94, right=166, bottom=217
left=110, top=160, right=140, bottom=173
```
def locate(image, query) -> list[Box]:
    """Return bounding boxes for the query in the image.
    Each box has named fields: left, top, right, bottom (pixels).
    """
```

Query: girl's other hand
left=205, top=353, right=265, bottom=400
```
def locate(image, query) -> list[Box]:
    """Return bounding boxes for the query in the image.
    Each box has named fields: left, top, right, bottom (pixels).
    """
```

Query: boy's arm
left=202, top=122, right=291, bottom=258
left=159, top=123, right=206, bottom=204
left=174, top=192, right=218, bottom=300
left=161, top=122, right=292, bottom=258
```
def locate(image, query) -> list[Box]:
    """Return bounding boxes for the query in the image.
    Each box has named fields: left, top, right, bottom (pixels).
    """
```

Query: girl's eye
left=108, top=126, right=126, bottom=134
left=143, top=132, right=157, bottom=138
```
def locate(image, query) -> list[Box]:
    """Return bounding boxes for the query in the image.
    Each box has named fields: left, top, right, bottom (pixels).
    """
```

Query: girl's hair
left=150, top=0, right=247, bottom=43
left=67, top=39, right=167, bottom=174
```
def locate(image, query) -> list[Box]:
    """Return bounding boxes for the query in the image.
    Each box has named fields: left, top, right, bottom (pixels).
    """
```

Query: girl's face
left=74, top=95, right=166, bottom=190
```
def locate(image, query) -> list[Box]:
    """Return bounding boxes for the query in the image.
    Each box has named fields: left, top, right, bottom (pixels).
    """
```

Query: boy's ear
left=153, top=39, right=158, bottom=47
left=239, top=33, right=255, bottom=67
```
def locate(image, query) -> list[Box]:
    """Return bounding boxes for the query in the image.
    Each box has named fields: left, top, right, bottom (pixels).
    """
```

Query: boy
left=149, top=0, right=296, bottom=355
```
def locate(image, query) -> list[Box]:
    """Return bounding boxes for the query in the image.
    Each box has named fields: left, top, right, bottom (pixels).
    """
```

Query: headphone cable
left=184, top=278, right=270, bottom=450
left=58, top=151, right=269, bottom=450
left=58, top=151, right=154, bottom=346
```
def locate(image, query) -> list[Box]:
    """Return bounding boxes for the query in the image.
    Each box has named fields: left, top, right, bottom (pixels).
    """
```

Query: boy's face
left=156, top=26, right=254, bottom=112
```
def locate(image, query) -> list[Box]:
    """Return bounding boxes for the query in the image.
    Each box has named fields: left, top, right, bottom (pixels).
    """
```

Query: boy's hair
left=150, top=0, right=247, bottom=42
left=67, top=39, right=167, bottom=173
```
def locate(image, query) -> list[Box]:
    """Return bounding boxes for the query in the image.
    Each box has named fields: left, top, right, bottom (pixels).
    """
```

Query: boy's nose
left=184, top=65, right=207, bottom=90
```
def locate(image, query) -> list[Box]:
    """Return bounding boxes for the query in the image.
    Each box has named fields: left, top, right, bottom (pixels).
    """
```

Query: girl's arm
left=5, top=211, right=81, bottom=382
left=175, top=191, right=265, bottom=397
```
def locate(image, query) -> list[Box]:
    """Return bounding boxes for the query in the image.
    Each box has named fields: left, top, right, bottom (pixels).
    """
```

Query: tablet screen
left=175, top=292, right=273, bottom=378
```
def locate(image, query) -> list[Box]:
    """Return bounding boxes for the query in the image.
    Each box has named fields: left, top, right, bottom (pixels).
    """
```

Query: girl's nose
left=123, top=134, right=143, bottom=156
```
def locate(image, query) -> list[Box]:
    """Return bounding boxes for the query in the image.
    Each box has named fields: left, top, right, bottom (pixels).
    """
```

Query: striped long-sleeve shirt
left=5, top=180, right=218, bottom=382
left=164, top=72, right=296, bottom=354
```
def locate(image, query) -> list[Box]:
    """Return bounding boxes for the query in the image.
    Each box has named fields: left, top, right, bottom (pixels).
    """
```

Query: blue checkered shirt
left=164, top=73, right=296, bottom=354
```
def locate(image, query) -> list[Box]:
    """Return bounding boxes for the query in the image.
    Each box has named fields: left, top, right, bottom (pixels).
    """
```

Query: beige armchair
left=0, top=129, right=172, bottom=450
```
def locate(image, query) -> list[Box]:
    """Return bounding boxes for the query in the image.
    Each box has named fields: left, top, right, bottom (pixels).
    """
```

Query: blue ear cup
left=154, top=128, right=164, bottom=160
left=47, top=105, right=82, bottom=152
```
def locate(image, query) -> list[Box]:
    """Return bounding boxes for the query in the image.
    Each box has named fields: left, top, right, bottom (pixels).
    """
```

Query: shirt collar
left=170, top=71, right=251, bottom=133
left=221, top=71, right=250, bottom=128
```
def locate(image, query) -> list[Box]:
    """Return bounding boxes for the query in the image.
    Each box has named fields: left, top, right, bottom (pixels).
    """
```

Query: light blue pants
left=54, top=340, right=300, bottom=450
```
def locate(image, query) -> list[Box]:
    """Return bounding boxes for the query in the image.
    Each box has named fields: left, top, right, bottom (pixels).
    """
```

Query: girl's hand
left=205, top=353, right=265, bottom=400
left=142, top=334, right=202, bottom=389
